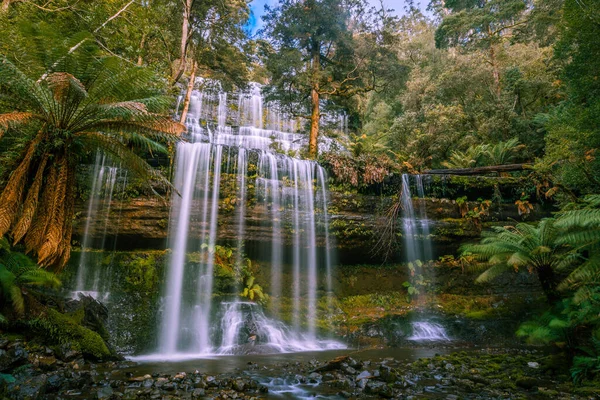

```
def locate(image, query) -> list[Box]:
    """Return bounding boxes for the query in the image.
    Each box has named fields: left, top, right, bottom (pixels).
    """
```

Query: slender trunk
left=173, top=0, right=193, bottom=84
left=179, top=62, right=197, bottom=124
left=487, top=27, right=501, bottom=98
left=489, top=45, right=501, bottom=97
left=537, top=264, right=559, bottom=304
left=309, top=50, right=320, bottom=159
left=137, top=32, right=147, bottom=66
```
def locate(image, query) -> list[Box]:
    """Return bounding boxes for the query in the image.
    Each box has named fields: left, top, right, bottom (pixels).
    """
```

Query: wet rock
left=192, top=388, right=205, bottom=398
left=308, top=372, right=322, bottom=383
left=343, top=366, right=356, bottom=375
left=97, top=385, right=114, bottom=399
left=365, top=380, right=393, bottom=398
left=46, top=373, right=63, bottom=393
left=15, top=374, right=47, bottom=400
left=0, top=344, right=29, bottom=371
left=233, top=379, right=245, bottom=392
left=142, top=378, right=153, bottom=388
left=338, top=390, right=351, bottom=398
left=56, top=343, right=81, bottom=362
left=258, top=384, right=269, bottom=393
left=356, top=370, right=371, bottom=380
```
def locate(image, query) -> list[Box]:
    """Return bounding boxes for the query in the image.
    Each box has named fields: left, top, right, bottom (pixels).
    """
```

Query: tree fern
left=0, top=42, right=185, bottom=268
left=461, top=219, right=564, bottom=303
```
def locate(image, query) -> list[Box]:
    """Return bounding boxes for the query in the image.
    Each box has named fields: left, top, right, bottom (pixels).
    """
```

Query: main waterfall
left=151, top=84, right=345, bottom=358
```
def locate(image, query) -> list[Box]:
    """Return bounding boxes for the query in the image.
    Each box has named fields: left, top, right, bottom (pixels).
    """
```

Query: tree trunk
left=172, top=0, right=193, bottom=84
left=179, top=62, right=197, bottom=124
left=489, top=45, right=501, bottom=97
left=487, top=27, right=501, bottom=98
left=537, top=264, right=560, bottom=304
left=424, top=163, right=532, bottom=175
left=308, top=51, right=320, bottom=159
left=137, top=32, right=147, bottom=66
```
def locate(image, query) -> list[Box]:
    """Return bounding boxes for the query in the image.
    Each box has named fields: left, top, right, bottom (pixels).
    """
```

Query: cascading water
left=408, top=322, right=450, bottom=341
left=401, top=174, right=450, bottom=341
left=149, top=84, right=344, bottom=359
left=73, top=152, right=126, bottom=301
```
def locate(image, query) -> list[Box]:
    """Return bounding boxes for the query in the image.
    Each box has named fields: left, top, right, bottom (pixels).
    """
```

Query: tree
left=0, top=49, right=184, bottom=269
left=433, top=0, right=529, bottom=96
left=172, top=0, right=251, bottom=85
left=261, top=0, right=396, bottom=158
left=540, top=0, right=600, bottom=197
left=461, top=219, right=565, bottom=303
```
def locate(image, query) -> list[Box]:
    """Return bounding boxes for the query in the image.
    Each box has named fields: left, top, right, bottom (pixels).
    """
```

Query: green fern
left=0, top=236, right=61, bottom=317
left=461, top=219, right=564, bottom=302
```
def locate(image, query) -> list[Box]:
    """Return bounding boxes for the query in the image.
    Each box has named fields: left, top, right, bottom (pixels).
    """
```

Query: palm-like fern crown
left=0, top=46, right=185, bottom=269
left=461, top=218, right=562, bottom=283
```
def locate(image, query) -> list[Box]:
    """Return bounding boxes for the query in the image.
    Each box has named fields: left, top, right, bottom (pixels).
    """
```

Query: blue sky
left=247, top=0, right=418, bottom=35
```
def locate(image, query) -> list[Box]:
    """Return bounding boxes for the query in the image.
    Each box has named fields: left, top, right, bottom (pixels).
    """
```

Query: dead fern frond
left=12, top=153, right=49, bottom=244
left=0, top=112, right=36, bottom=138
left=0, top=141, right=39, bottom=236
left=25, top=164, right=58, bottom=255
left=38, top=157, right=68, bottom=266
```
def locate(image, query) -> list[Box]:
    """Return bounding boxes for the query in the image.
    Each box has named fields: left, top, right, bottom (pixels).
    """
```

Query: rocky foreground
left=1, top=336, right=599, bottom=399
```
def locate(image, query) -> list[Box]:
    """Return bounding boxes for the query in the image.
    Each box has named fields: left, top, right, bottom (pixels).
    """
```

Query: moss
left=41, top=309, right=111, bottom=360
left=122, top=253, right=161, bottom=293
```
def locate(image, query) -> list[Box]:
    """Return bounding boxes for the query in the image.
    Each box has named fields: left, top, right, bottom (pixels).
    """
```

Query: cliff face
left=72, top=188, right=549, bottom=264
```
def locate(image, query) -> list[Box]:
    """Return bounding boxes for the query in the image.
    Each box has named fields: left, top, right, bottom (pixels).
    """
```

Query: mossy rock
left=36, top=309, right=111, bottom=360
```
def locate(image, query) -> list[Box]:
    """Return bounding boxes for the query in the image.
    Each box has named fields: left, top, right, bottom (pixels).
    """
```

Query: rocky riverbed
left=1, top=334, right=599, bottom=399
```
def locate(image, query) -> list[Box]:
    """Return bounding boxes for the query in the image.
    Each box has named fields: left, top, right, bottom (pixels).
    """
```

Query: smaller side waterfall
left=401, top=174, right=451, bottom=341
left=73, top=152, right=126, bottom=301
left=408, top=322, right=450, bottom=341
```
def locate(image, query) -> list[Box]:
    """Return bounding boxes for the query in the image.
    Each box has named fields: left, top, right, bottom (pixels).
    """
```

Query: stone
left=444, top=363, right=455, bottom=371
left=356, top=371, right=371, bottom=380
left=233, top=379, right=245, bottom=392
left=308, top=372, right=322, bottom=382
left=344, top=366, right=356, bottom=375
left=56, top=343, right=81, bottom=362
left=365, top=381, right=393, bottom=398
left=17, top=375, right=47, bottom=400
left=0, top=344, right=29, bottom=372
left=97, top=385, right=114, bottom=399
left=527, top=362, right=540, bottom=369
left=192, top=388, right=205, bottom=398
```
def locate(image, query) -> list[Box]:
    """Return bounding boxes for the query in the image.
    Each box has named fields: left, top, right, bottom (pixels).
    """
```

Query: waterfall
left=73, top=152, right=125, bottom=301
left=151, top=84, right=345, bottom=358
left=401, top=174, right=449, bottom=340
left=400, top=174, right=434, bottom=263
left=408, top=322, right=450, bottom=341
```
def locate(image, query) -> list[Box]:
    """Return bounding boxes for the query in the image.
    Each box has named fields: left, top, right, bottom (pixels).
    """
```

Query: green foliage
left=240, top=275, right=269, bottom=305
left=0, top=237, right=60, bottom=317
left=461, top=219, right=563, bottom=303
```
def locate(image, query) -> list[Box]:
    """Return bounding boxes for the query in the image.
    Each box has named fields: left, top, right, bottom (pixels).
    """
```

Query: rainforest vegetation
left=0, top=0, right=599, bottom=398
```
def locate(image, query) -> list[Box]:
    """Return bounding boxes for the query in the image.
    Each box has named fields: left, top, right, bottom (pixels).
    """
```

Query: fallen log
left=311, top=355, right=349, bottom=373
left=424, top=164, right=533, bottom=176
